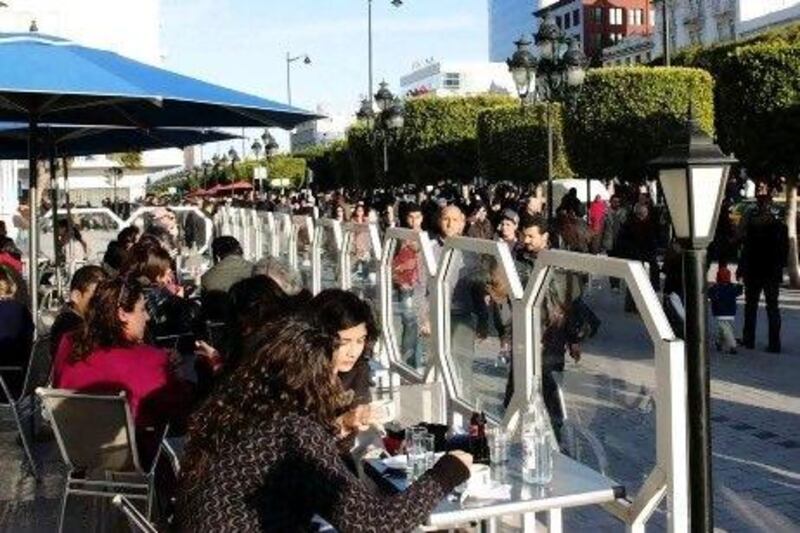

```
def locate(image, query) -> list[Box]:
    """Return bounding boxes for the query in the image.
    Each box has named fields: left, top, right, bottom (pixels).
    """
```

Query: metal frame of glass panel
left=513, top=249, right=688, bottom=533
left=432, top=236, right=524, bottom=427
left=311, top=218, right=344, bottom=295
left=289, top=214, right=314, bottom=270
left=341, top=222, right=382, bottom=291
left=379, top=227, right=438, bottom=384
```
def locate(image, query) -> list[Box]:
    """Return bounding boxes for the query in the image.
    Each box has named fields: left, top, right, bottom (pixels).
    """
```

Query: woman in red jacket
left=53, top=277, right=217, bottom=462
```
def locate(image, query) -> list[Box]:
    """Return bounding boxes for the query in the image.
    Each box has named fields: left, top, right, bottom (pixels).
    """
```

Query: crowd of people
left=0, top=174, right=792, bottom=530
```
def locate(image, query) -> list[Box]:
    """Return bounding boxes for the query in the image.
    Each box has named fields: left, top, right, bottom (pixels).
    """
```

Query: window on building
left=636, top=9, right=644, bottom=25
left=650, top=9, right=655, bottom=26
left=646, top=51, right=652, bottom=61
left=564, top=14, right=571, bottom=29
left=609, top=7, right=623, bottom=25
left=556, top=15, right=562, bottom=28
left=442, top=72, right=461, bottom=89
left=593, top=7, right=603, bottom=23
left=573, top=9, right=580, bottom=26
left=591, top=33, right=603, bottom=50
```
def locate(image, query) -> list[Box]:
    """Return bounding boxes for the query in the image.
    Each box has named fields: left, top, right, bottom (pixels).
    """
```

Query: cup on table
left=486, top=427, right=509, bottom=465
left=419, top=433, right=435, bottom=472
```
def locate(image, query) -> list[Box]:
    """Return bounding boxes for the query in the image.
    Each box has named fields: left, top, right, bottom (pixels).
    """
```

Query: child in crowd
left=708, top=264, right=743, bottom=354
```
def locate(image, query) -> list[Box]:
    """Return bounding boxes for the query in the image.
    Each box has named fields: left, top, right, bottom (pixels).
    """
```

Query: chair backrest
left=36, top=387, right=142, bottom=474
left=21, top=335, right=53, bottom=399
left=393, top=382, right=447, bottom=427
left=112, top=494, right=159, bottom=533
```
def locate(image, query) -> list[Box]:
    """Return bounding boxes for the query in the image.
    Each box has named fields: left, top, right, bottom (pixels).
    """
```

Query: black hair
left=519, top=213, right=549, bottom=234
left=70, top=264, right=108, bottom=293
left=302, top=289, right=379, bottom=359
left=211, top=236, right=243, bottom=262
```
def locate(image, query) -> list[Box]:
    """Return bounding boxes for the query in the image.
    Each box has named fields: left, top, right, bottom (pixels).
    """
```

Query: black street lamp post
left=358, top=81, right=404, bottom=178
left=508, top=12, right=587, bottom=222
left=258, top=130, right=279, bottom=191
left=649, top=108, right=736, bottom=533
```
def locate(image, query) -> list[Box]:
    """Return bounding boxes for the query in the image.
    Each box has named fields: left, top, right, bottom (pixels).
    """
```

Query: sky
left=160, top=0, right=491, bottom=151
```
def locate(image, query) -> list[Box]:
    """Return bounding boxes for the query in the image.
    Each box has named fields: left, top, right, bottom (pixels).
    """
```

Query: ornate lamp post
left=358, top=81, right=404, bottom=177
left=649, top=108, right=736, bottom=533
left=508, top=12, right=587, bottom=221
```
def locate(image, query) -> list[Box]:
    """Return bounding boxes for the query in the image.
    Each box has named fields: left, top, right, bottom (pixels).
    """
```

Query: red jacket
left=53, top=335, right=191, bottom=429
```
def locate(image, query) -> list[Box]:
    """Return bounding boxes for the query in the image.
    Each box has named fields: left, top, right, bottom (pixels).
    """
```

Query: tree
left=477, top=103, right=572, bottom=184
left=564, top=67, right=714, bottom=183
left=715, top=43, right=800, bottom=285
left=400, top=94, right=514, bottom=184
left=108, top=151, right=143, bottom=170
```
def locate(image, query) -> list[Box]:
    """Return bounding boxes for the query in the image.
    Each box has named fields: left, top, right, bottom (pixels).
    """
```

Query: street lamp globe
left=563, top=39, right=588, bottom=87
left=374, top=80, right=394, bottom=112
left=534, top=12, right=561, bottom=61
left=649, top=108, right=737, bottom=248
left=227, top=147, right=237, bottom=160
left=356, top=97, right=375, bottom=121
left=251, top=139, right=262, bottom=158
left=385, top=98, right=405, bottom=130
left=506, top=36, right=537, bottom=100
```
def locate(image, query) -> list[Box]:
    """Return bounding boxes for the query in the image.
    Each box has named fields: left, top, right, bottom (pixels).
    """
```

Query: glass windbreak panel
left=389, top=238, right=430, bottom=374
left=277, top=216, right=292, bottom=266
left=40, top=210, right=120, bottom=266
left=319, top=225, right=340, bottom=291
left=171, top=209, right=210, bottom=252
left=534, top=269, right=658, bottom=518
left=445, top=249, right=512, bottom=421
left=347, top=225, right=379, bottom=312
left=258, top=213, right=272, bottom=258
left=294, top=216, right=313, bottom=290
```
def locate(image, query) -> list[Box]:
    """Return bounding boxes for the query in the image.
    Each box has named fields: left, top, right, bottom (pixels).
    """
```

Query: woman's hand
left=195, top=340, right=223, bottom=374
left=447, top=450, right=473, bottom=471
left=336, top=404, right=377, bottom=437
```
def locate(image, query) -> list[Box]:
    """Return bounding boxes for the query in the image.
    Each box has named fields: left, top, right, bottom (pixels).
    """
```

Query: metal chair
left=0, top=335, right=53, bottom=478
left=36, top=387, right=165, bottom=533
left=112, top=494, right=159, bottom=533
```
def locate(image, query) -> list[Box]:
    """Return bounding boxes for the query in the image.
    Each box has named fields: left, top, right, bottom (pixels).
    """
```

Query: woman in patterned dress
left=176, top=316, right=471, bottom=532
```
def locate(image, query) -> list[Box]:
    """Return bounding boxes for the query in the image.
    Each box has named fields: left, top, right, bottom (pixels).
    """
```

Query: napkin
left=463, top=481, right=512, bottom=501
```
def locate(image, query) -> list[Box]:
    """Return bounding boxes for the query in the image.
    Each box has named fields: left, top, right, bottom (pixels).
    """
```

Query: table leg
left=548, top=508, right=563, bottom=533
left=479, top=517, right=498, bottom=533
left=522, top=512, right=536, bottom=532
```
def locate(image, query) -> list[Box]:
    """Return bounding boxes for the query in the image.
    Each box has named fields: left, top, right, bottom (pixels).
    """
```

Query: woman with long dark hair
left=302, top=289, right=379, bottom=435
left=177, top=317, right=471, bottom=532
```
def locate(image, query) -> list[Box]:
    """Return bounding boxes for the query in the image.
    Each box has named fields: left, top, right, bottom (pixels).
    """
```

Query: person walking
left=738, top=188, right=788, bottom=353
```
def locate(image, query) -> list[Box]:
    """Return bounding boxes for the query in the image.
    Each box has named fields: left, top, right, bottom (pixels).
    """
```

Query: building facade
left=400, top=60, right=516, bottom=97
left=290, top=105, right=352, bottom=153
left=602, top=33, right=654, bottom=65
left=490, top=0, right=538, bottom=62
left=652, top=0, right=800, bottom=60
left=0, top=0, right=183, bottom=230
left=535, top=0, right=653, bottom=64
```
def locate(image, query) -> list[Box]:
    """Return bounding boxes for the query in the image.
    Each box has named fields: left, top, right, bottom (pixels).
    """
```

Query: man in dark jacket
left=738, top=189, right=788, bottom=353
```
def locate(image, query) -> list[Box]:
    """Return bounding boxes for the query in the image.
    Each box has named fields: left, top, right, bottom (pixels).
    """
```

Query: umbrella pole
left=48, top=141, right=62, bottom=302
left=28, top=117, right=39, bottom=328
left=62, top=157, right=73, bottom=278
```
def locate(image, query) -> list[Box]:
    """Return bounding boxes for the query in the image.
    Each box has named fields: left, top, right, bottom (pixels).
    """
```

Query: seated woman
left=302, top=289, right=379, bottom=437
left=225, top=275, right=310, bottom=372
left=53, top=277, right=217, bottom=461
left=0, top=266, right=34, bottom=399
left=50, top=265, right=107, bottom=357
left=177, top=317, right=471, bottom=532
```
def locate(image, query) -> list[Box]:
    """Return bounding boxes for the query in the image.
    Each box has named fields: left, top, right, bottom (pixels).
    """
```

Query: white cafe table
left=364, top=451, right=624, bottom=532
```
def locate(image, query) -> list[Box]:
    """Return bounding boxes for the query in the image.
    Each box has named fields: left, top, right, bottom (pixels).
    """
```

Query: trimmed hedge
left=715, top=43, right=800, bottom=177
left=564, top=67, right=714, bottom=183
left=477, top=103, right=572, bottom=183
left=400, top=94, right=515, bottom=184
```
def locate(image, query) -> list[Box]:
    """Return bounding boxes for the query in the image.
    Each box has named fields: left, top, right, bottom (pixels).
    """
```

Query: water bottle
left=521, top=381, right=554, bottom=485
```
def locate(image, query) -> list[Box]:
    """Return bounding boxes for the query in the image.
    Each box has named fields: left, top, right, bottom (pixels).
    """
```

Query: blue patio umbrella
left=0, top=31, right=319, bottom=320
left=0, top=123, right=238, bottom=160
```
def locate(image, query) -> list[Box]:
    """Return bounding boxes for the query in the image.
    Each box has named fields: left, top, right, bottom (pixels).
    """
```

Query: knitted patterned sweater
left=176, top=411, right=468, bottom=532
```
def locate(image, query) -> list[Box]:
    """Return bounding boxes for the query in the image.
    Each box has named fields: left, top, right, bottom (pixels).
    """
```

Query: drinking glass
left=405, top=426, right=427, bottom=479
left=418, top=434, right=436, bottom=473
left=486, top=427, right=509, bottom=465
